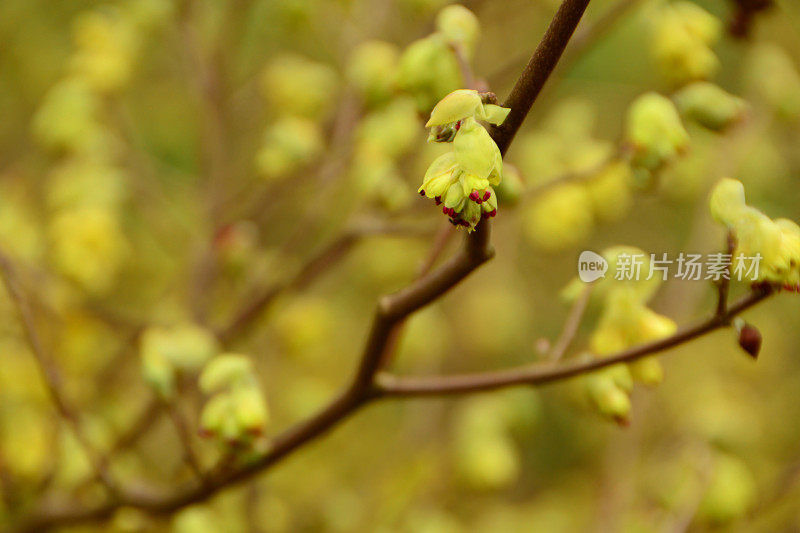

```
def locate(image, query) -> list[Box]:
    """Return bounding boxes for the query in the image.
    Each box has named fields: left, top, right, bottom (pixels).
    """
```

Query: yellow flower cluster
left=569, top=247, right=677, bottom=424
left=199, top=354, right=269, bottom=446
left=419, top=89, right=509, bottom=230
left=651, top=1, right=722, bottom=86
left=710, top=178, right=800, bottom=290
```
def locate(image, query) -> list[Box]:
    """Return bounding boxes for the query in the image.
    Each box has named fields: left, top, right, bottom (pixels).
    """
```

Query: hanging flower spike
left=419, top=90, right=508, bottom=231
left=709, top=178, right=800, bottom=288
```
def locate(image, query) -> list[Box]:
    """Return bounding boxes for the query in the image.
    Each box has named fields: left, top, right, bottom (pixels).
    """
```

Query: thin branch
left=0, top=251, right=119, bottom=496
left=375, top=287, right=773, bottom=397
left=549, top=283, right=592, bottom=361
left=163, top=401, right=206, bottom=483
left=489, top=0, right=592, bottom=156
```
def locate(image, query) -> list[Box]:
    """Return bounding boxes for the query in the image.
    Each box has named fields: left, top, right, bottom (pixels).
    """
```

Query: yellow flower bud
left=523, top=184, right=593, bottom=252
left=628, top=357, right=664, bottom=386
left=398, top=34, right=461, bottom=112
left=70, top=10, right=137, bottom=94
left=346, top=40, right=399, bottom=107
left=746, top=43, right=800, bottom=120
left=626, top=93, right=689, bottom=171
left=261, top=54, right=338, bottom=119
left=232, top=385, right=269, bottom=436
left=585, top=373, right=631, bottom=425
left=709, top=177, right=747, bottom=227
left=675, top=82, right=748, bottom=132
left=494, top=163, right=523, bottom=205
left=31, top=78, right=102, bottom=153
left=585, top=160, right=633, bottom=223
left=141, top=347, right=175, bottom=399
left=199, top=353, right=255, bottom=394
left=49, top=207, right=128, bottom=294
left=435, top=4, right=480, bottom=58
left=357, top=96, right=420, bottom=159
left=141, top=323, right=219, bottom=372
left=698, top=453, right=757, bottom=525
left=199, top=392, right=230, bottom=437
left=256, top=116, right=323, bottom=180
left=651, top=2, right=721, bottom=85
left=426, top=89, right=509, bottom=129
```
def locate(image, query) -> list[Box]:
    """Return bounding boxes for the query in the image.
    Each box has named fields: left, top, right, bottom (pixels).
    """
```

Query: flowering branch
left=12, top=0, right=600, bottom=529
left=375, top=286, right=773, bottom=397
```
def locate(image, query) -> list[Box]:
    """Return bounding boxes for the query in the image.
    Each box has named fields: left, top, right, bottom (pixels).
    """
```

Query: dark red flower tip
left=449, top=218, right=459, bottom=226
left=483, top=191, right=491, bottom=202
left=469, top=191, right=480, bottom=202
left=419, top=190, right=425, bottom=196
left=455, top=120, right=462, bottom=131
left=435, top=196, right=442, bottom=205
left=459, top=220, right=470, bottom=227
left=489, top=209, right=497, bottom=218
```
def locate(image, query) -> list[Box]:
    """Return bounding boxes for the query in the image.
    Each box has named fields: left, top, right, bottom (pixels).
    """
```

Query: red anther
left=469, top=191, right=480, bottom=202
left=455, top=120, right=462, bottom=131
left=483, top=191, right=491, bottom=202
left=449, top=218, right=459, bottom=226
left=460, top=220, right=470, bottom=227
left=442, top=206, right=449, bottom=215
left=434, top=196, right=442, bottom=205
left=489, top=209, right=497, bottom=217
left=419, top=190, right=425, bottom=196
left=481, top=211, right=490, bottom=220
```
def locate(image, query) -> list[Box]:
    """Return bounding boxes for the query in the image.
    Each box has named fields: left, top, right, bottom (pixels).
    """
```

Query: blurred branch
left=376, top=286, right=774, bottom=397
left=0, top=250, right=119, bottom=496
left=163, top=400, right=206, bottom=483
left=218, top=221, right=433, bottom=343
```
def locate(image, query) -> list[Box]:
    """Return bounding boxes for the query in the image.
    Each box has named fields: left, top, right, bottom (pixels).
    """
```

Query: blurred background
left=1, top=0, right=800, bottom=531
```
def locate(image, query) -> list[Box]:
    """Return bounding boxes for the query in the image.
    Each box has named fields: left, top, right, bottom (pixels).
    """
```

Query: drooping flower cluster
left=564, top=247, right=677, bottom=425
left=140, top=323, right=219, bottom=399
left=199, top=354, right=269, bottom=446
left=419, top=89, right=510, bottom=230
left=710, top=178, right=800, bottom=291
